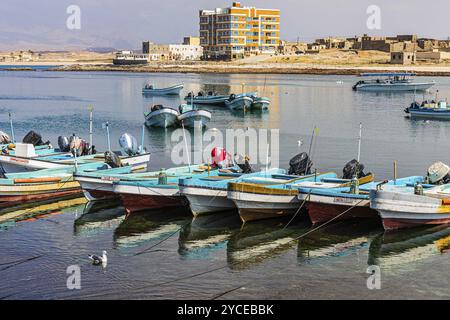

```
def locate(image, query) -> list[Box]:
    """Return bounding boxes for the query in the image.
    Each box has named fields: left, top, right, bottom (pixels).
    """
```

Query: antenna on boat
left=8, top=112, right=15, bottom=143
left=88, top=106, right=93, bottom=154
left=102, top=121, right=111, bottom=152
left=241, top=83, right=245, bottom=94
left=351, top=123, right=363, bottom=194
left=393, top=160, right=397, bottom=184
left=357, top=122, right=362, bottom=165
left=265, top=143, right=270, bottom=173
left=181, top=121, right=191, bottom=172
left=140, top=124, right=145, bottom=154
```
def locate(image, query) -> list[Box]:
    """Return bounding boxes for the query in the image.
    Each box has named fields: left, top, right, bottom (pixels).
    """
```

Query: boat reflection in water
left=297, top=219, right=382, bottom=264
left=74, top=200, right=125, bottom=237
left=0, top=196, right=87, bottom=228
left=113, top=208, right=190, bottom=249
left=178, top=212, right=241, bottom=259
left=368, top=225, right=450, bottom=272
left=227, top=217, right=310, bottom=270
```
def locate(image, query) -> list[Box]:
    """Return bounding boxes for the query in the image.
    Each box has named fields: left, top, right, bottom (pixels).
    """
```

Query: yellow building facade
left=199, top=2, right=280, bottom=60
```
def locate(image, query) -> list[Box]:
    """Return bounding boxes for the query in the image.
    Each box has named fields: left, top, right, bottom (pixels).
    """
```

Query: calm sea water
left=0, top=70, right=449, bottom=299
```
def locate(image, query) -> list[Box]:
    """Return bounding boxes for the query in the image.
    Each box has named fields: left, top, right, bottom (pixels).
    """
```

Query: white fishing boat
left=142, top=84, right=183, bottom=96
left=225, top=94, right=254, bottom=111
left=144, top=105, right=179, bottom=128
left=370, top=188, right=450, bottom=230
left=251, top=96, right=270, bottom=110
left=177, top=104, right=211, bottom=128
left=370, top=162, right=450, bottom=230
left=352, top=73, right=435, bottom=92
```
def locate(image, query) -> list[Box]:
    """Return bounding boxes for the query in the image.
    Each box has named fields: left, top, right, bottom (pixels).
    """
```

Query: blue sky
left=0, top=0, right=449, bottom=50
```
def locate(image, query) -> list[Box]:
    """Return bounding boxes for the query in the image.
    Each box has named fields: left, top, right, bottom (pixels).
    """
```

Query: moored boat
left=144, top=105, right=180, bottom=128
left=297, top=175, right=423, bottom=225
left=225, top=94, right=254, bottom=111
left=352, top=73, right=435, bottom=92
left=250, top=96, right=270, bottom=110
left=142, top=84, right=183, bottom=96
left=185, top=91, right=257, bottom=107
left=370, top=162, right=450, bottom=230
left=405, top=99, right=450, bottom=120
left=177, top=104, right=211, bottom=128
left=179, top=168, right=285, bottom=217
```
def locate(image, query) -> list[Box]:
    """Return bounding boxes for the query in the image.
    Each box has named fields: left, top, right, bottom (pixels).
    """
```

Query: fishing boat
left=405, top=99, right=450, bottom=120
left=370, top=186, right=450, bottom=230
left=177, top=104, right=211, bottom=128
left=0, top=162, right=107, bottom=208
left=142, top=84, right=183, bottom=96
left=370, top=162, right=450, bottom=230
left=250, top=96, right=270, bottom=110
left=225, top=94, right=254, bottom=111
left=179, top=168, right=285, bottom=217
left=0, top=132, right=151, bottom=174
left=184, top=91, right=257, bottom=107
left=144, top=105, right=179, bottom=128
left=352, top=73, right=435, bottom=92
left=297, top=175, right=422, bottom=225
left=113, top=164, right=215, bottom=215
left=75, top=164, right=212, bottom=202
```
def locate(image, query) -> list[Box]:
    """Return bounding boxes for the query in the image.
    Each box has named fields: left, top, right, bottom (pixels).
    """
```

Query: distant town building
left=390, top=51, right=416, bottom=65
left=199, top=2, right=280, bottom=60
left=277, top=40, right=307, bottom=55
left=142, top=40, right=203, bottom=60
left=183, top=36, right=200, bottom=46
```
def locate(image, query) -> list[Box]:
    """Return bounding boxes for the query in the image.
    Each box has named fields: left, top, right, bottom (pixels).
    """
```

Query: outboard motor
left=104, top=151, right=122, bottom=168
left=58, top=136, right=70, bottom=152
left=23, top=130, right=47, bottom=146
left=119, top=133, right=139, bottom=156
left=427, top=162, right=450, bottom=185
left=234, top=154, right=253, bottom=174
left=288, top=152, right=312, bottom=176
left=0, top=131, right=11, bottom=144
left=342, top=159, right=366, bottom=179
left=229, top=93, right=236, bottom=101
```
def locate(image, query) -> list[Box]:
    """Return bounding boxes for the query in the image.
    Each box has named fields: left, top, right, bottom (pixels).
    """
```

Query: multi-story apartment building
left=199, top=2, right=280, bottom=60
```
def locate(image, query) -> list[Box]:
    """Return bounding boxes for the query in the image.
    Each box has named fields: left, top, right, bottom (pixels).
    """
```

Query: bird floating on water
left=88, top=250, right=107, bottom=266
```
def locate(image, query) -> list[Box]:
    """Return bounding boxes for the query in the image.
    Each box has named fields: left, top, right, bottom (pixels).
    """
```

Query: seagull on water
left=88, top=250, right=107, bottom=266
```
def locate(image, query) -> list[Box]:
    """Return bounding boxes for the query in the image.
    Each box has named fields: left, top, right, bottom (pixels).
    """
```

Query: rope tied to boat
left=282, top=191, right=311, bottom=230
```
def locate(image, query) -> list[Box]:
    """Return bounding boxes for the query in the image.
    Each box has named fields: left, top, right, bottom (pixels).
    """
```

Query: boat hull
left=142, top=84, right=183, bottom=96
left=407, top=110, right=450, bottom=120
left=251, top=98, right=270, bottom=110
left=228, top=190, right=300, bottom=223
left=355, top=82, right=434, bottom=92
left=226, top=97, right=254, bottom=111
left=370, top=190, right=450, bottom=230
left=113, top=184, right=187, bottom=214
left=76, top=177, right=117, bottom=201
left=145, top=109, right=179, bottom=128
left=178, top=110, right=211, bottom=128
left=306, top=200, right=374, bottom=225
left=180, top=186, right=235, bottom=216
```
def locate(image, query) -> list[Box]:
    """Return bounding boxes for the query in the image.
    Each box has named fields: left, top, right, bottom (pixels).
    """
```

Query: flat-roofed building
left=199, top=2, right=280, bottom=60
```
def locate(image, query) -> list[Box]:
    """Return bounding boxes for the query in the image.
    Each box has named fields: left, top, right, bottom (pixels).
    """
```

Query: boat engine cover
left=427, top=162, right=450, bottom=184
left=288, top=152, right=312, bottom=175
left=22, top=130, right=45, bottom=146
left=119, top=133, right=138, bottom=156
left=58, top=136, right=70, bottom=152
left=105, top=151, right=123, bottom=168
left=342, top=159, right=366, bottom=179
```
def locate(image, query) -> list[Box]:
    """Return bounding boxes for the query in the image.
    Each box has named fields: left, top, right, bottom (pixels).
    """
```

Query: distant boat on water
left=405, top=98, right=450, bottom=120
left=142, top=84, right=183, bottom=96
left=177, top=104, right=211, bottom=128
left=144, top=105, right=179, bottom=128
left=352, top=73, right=435, bottom=92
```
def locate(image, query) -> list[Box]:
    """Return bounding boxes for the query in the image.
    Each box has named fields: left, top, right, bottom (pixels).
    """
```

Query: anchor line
left=283, top=191, right=311, bottom=230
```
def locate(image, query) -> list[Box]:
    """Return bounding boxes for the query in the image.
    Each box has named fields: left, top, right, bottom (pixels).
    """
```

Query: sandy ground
left=2, top=49, right=450, bottom=75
